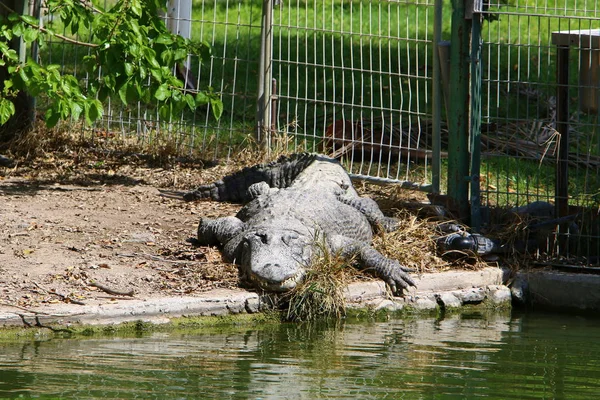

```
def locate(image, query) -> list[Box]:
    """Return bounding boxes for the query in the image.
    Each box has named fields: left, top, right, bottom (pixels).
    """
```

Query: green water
left=1, top=312, right=599, bottom=399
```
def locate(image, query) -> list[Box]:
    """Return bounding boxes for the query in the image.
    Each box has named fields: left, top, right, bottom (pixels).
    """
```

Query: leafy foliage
left=0, top=0, right=222, bottom=127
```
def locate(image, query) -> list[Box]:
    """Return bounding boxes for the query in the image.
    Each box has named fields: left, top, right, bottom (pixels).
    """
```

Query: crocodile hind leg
left=336, top=195, right=399, bottom=232
left=330, top=235, right=415, bottom=294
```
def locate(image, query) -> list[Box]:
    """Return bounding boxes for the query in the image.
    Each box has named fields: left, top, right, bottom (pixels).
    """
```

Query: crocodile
left=177, top=153, right=415, bottom=294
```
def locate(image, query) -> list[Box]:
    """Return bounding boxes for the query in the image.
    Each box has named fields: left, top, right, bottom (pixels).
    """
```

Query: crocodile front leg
left=197, top=216, right=246, bottom=263
left=330, top=235, right=415, bottom=294
left=197, top=216, right=245, bottom=246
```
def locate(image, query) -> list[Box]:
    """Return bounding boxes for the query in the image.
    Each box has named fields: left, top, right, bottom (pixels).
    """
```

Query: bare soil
left=0, top=152, right=251, bottom=311
left=0, top=146, right=463, bottom=313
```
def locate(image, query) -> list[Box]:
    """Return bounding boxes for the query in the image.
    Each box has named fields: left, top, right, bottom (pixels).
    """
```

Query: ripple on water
left=1, top=313, right=600, bottom=398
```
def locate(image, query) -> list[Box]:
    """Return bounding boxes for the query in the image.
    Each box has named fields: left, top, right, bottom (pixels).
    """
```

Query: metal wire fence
left=29, top=0, right=600, bottom=263
left=269, top=0, right=438, bottom=190
left=477, top=1, right=600, bottom=264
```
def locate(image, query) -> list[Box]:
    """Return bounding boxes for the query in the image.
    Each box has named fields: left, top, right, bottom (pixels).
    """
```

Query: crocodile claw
left=384, top=262, right=416, bottom=295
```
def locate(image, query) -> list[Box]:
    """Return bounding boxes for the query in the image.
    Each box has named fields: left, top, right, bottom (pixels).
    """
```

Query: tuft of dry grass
left=283, top=239, right=361, bottom=322
left=374, top=209, right=445, bottom=273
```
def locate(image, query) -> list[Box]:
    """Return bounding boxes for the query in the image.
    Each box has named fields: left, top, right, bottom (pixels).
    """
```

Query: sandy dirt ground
left=0, top=155, right=252, bottom=311
left=0, top=150, right=455, bottom=314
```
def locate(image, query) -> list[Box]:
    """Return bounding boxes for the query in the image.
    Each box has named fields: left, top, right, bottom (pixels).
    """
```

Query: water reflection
left=1, top=312, right=599, bottom=399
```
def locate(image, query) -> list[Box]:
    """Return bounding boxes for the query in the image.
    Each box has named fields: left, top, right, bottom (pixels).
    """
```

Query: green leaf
left=70, top=20, right=80, bottom=36
left=89, top=99, right=103, bottom=122
left=195, top=92, right=209, bottom=105
left=3, top=79, right=13, bottom=91
left=0, top=98, right=16, bottom=125
left=17, top=67, right=30, bottom=84
left=130, top=0, right=143, bottom=17
left=154, top=84, right=170, bottom=101
left=70, top=101, right=84, bottom=121
left=21, top=15, right=39, bottom=26
left=173, top=48, right=188, bottom=62
left=124, top=62, right=134, bottom=76
left=184, top=93, right=195, bottom=111
left=155, top=33, right=174, bottom=45
left=45, top=107, right=60, bottom=128
left=197, top=41, right=212, bottom=61
left=12, top=22, right=24, bottom=37
left=103, top=74, right=116, bottom=90
left=143, top=47, right=160, bottom=69
left=158, top=103, right=172, bottom=121
left=161, top=49, right=174, bottom=66
left=210, top=97, right=223, bottom=120
left=139, top=65, right=147, bottom=80
left=97, top=86, right=111, bottom=102
left=118, top=82, right=129, bottom=105
left=22, top=28, right=39, bottom=43
left=4, top=48, right=18, bottom=63
left=82, top=55, right=98, bottom=75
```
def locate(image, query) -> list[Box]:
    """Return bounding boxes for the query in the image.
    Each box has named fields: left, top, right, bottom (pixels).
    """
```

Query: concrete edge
left=344, top=267, right=509, bottom=313
left=513, top=269, right=600, bottom=311
left=0, top=267, right=507, bottom=328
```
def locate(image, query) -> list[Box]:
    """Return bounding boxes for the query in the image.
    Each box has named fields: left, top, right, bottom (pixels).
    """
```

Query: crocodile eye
left=282, top=232, right=299, bottom=245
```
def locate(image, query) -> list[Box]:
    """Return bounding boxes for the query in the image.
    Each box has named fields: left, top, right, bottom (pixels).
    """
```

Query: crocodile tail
left=183, top=153, right=321, bottom=202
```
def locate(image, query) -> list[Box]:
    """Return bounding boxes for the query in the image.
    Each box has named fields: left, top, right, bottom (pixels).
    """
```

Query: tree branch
left=0, top=1, right=98, bottom=48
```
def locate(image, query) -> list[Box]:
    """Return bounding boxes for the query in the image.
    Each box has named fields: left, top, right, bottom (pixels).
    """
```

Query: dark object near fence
left=437, top=232, right=506, bottom=256
left=0, top=154, right=14, bottom=168
left=323, top=119, right=441, bottom=162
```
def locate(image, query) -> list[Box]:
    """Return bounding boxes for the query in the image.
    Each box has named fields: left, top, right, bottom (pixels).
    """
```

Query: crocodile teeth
left=251, top=269, right=306, bottom=292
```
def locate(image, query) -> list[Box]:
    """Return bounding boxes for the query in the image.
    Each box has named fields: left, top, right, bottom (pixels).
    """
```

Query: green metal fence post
left=470, top=9, right=483, bottom=231
left=447, top=0, right=473, bottom=221
left=431, top=0, right=443, bottom=195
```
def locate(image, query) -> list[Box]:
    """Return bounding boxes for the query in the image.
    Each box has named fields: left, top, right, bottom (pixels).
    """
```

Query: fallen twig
left=33, top=282, right=86, bottom=305
left=89, top=281, right=135, bottom=297
left=117, top=252, right=208, bottom=264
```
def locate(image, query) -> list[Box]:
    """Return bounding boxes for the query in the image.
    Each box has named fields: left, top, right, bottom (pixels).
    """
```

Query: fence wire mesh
left=271, top=0, right=437, bottom=190
left=478, top=1, right=600, bottom=264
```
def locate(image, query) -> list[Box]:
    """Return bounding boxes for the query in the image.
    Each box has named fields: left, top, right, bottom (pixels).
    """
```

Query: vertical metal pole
left=556, top=46, right=570, bottom=224
left=431, top=0, right=443, bottom=194
left=28, top=0, right=39, bottom=123
left=257, top=0, right=274, bottom=152
left=470, top=12, right=483, bottom=231
left=271, top=78, right=278, bottom=132
left=437, top=41, right=451, bottom=123
left=165, top=0, right=195, bottom=89
left=447, top=0, right=472, bottom=221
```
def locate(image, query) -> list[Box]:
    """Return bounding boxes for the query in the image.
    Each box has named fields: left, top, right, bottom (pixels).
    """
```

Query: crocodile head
left=241, top=228, right=313, bottom=291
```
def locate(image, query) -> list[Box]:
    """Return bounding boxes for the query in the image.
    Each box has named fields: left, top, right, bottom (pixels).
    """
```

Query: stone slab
left=0, top=268, right=506, bottom=328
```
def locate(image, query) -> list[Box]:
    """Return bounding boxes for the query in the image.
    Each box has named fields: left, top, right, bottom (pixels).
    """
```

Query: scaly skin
left=185, top=153, right=415, bottom=294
